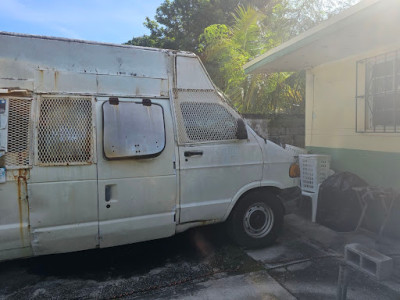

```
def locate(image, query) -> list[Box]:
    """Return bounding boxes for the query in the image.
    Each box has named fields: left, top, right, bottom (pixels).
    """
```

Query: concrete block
left=344, top=243, right=393, bottom=281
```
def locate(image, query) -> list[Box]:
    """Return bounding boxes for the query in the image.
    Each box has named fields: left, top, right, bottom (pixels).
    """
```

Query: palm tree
left=200, top=5, right=304, bottom=114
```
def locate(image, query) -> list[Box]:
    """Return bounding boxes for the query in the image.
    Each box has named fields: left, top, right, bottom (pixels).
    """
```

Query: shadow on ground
left=0, top=224, right=262, bottom=299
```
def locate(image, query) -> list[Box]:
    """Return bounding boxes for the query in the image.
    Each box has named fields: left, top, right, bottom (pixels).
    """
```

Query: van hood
left=263, top=141, right=296, bottom=163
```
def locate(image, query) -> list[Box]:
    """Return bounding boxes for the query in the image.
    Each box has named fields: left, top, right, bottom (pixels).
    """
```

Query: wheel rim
left=243, top=203, right=274, bottom=238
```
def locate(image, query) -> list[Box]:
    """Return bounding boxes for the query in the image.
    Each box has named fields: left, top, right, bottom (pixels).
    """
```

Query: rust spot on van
left=14, top=169, right=29, bottom=246
left=200, top=219, right=217, bottom=226
left=54, top=71, right=59, bottom=90
left=160, top=79, right=166, bottom=96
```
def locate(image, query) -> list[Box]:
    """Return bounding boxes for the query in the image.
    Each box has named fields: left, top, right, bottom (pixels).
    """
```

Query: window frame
left=102, top=99, right=166, bottom=160
left=356, top=50, right=400, bottom=133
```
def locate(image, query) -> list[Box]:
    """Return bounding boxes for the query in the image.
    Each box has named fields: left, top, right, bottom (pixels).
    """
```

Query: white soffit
left=244, top=0, right=400, bottom=74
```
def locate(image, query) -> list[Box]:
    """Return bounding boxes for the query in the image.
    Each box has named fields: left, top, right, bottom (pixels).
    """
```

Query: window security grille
left=4, top=98, right=32, bottom=169
left=180, top=102, right=237, bottom=142
left=173, top=89, right=239, bottom=143
left=38, top=97, right=94, bottom=165
left=356, top=50, right=400, bottom=133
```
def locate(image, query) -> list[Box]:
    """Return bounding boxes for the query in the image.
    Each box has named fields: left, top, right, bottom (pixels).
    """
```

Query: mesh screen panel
left=174, top=89, right=239, bottom=143
left=38, top=97, right=93, bottom=165
left=5, top=98, right=32, bottom=169
left=180, top=103, right=238, bottom=141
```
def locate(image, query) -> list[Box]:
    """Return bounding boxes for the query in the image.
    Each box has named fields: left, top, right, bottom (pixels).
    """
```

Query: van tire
left=227, top=190, right=284, bottom=249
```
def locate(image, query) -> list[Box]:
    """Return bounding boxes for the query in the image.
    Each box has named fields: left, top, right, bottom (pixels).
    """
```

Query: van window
left=38, top=97, right=93, bottom=165
left=180, top=102, right=238, bottom=142
left=103, top=101, right=165, bottom=159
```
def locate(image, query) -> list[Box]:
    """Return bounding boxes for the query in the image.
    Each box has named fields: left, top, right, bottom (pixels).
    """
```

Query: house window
left=102, top=100, right=165, bottom=159
left=356, top=50, right=400, bottom=132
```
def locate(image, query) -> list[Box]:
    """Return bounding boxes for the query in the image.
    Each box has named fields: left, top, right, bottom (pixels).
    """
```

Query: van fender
left=222, top=181, right=283, bottom=221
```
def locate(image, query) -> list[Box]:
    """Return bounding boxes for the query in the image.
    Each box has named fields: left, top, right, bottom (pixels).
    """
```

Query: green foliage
left=198, top=1, right=357, bottom=114
left=125, top=0, right=273, bottom=51
left=199, top=6, right=304, bottom=114
left=126, top=0, right=358, bottom=114
left=198, top=7, right=262, bottom=94
left=265, top=0, right=358, bottom=38
left=127, top=0, right=240, bottom=51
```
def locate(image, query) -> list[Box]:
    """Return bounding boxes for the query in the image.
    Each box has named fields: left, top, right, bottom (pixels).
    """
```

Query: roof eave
left=244, top=0, right=386, bottom=74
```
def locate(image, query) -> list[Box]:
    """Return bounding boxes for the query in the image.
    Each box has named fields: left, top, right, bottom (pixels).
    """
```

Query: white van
left=0, top=32, right=299, bottom=262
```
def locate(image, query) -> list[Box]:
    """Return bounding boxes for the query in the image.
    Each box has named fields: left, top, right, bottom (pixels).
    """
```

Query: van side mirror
left=236, top=119, right=248, bottom=140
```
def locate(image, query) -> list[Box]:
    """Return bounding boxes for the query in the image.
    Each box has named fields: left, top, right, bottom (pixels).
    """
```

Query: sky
left=0, top=0, right=164, bottom=44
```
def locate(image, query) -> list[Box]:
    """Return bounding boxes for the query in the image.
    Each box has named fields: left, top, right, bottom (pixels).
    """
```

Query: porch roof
left=244, top=0, right=400, bottom=74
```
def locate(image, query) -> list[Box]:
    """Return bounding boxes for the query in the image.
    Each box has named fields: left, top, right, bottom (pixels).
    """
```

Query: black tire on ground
left=227, top=190, right=284, bottom=249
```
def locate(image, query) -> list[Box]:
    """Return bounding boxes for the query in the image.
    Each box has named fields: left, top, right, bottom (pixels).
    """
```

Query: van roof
left=0, top=31, right=195, bottom=57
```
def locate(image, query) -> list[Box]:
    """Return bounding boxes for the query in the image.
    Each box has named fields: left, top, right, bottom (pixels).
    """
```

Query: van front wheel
left=227, top=191, right=284, bottom=248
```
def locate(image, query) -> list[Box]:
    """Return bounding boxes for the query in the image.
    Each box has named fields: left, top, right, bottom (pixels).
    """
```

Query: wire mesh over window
left=180, top=102, right=238, bottom=141
left=4, top=98, right=32, bottom=169
left=38, top=97, right=94, bottom=165
left=173, top=89, right=240, bottom=143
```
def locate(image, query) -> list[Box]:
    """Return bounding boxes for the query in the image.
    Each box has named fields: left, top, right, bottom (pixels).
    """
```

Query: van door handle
left=184, top=150, right=203, bottom=157
left=105, top=185, right=111, bottom=202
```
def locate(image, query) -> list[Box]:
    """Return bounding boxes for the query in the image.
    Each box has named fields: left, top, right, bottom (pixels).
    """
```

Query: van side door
left=96, top=98, right=177, bottom=248
left=28, top=96, right=98, bottom=255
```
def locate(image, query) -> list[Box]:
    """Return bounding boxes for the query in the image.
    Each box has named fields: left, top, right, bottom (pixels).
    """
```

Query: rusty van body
left=0, top=32, right=299, bottom=261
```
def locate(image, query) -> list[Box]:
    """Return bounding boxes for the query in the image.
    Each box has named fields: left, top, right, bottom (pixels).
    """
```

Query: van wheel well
left=233, top=187, right=284, bottom=214
left=226, top=187, right=284, bottom=248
